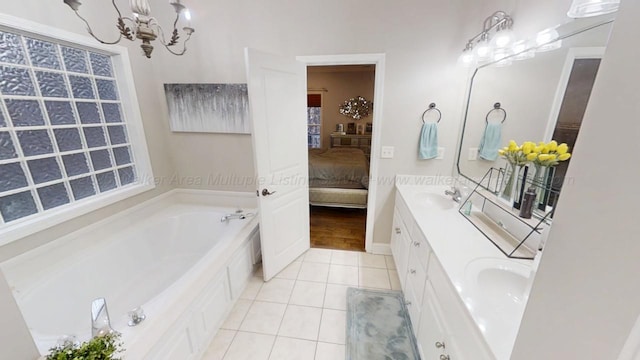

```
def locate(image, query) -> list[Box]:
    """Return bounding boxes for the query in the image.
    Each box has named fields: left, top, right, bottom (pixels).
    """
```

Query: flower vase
left=500, top=163, right=522, bottom=207
left=537, top=166, right=556, bottom=212
left=532, top=164, right=544, bottom=207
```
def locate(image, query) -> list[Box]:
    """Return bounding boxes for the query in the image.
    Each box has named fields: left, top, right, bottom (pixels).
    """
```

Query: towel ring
left=486, top=102, right=507, bottom=124
left=421, top=103, right=441, bottom=124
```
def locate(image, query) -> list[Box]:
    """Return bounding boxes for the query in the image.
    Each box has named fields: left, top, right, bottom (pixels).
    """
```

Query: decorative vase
left=531, top=164, right=544, bottom=208
left=500, top=162, right=523, bottom=207
left=537, top=166, right=556, bottom=212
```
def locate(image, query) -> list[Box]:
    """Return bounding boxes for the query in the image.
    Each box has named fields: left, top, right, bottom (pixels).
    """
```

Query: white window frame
left=0, top=13, right=155, bottom=246
left=307, top=92, right=322, bottom=148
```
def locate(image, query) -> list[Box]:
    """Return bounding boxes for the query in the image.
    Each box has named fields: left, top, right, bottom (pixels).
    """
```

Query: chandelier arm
left=161, top=32, right=192, bottom=56
left=152, top=13, right=182, bottom=47
left=110, top=0, right=135, bottom=41
left=72, top=10, right=123, bottom=45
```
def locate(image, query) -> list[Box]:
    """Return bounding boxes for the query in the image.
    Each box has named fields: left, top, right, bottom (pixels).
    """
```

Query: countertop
left=395, top=176, right=536, bottom=360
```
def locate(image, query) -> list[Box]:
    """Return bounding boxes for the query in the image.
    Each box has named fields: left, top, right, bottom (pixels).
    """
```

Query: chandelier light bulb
left=184, top=9, right=192, bottom=21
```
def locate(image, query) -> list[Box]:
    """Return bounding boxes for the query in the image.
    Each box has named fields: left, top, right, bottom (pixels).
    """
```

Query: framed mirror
left=456, top=16, right=616, bottom=210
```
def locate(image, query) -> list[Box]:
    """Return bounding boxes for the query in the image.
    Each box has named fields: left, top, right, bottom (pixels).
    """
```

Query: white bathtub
left=1, top=189, right=260, bottom=359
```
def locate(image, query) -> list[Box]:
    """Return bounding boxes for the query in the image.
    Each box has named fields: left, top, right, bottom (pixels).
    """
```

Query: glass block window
left=0, top=29, right=137, bottom=225
left=307, top=94, right=321, bottom=149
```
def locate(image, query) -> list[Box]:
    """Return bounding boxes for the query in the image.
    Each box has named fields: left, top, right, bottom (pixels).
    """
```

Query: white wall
left=511, top=0, right=640, bottom=358
left=307, top=68, right=376, bottom=149
left=148, top=0, right=469, bottom=246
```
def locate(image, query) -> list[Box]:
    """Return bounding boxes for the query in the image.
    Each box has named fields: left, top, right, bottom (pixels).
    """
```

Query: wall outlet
left=468, top=148, right=478, bottom=161
left=381, top=146, right=395, bottom=159
left=436, top=147, right=445, bottom=160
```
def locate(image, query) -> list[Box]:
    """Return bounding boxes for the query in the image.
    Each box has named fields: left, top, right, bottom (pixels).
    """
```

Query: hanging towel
left=478, top=123, right=502, bottom=161
left=418, top=122, right=438, bottom=160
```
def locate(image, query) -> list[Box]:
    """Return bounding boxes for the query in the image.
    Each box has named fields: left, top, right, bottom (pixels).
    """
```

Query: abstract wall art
left=164, top=83, right=251, bottom=134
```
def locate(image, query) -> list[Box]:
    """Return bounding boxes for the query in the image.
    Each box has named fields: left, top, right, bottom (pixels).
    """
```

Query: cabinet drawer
left=410, top=225, right=431, bottom=272
left=406, top=249, right=426, bottom=306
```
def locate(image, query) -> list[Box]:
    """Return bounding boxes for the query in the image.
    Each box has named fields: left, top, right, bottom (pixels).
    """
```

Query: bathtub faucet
left=91, top=298, right=116, bottom=338
left=220, top=213, right=246, bottom=222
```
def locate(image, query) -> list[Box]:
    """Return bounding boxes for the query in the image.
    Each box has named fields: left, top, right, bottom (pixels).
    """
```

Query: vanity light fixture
left=63, top=0, right=195, bottom=58
left=457, top=11, right=514, bottom=67
left=567, top=0, right=620, bottom=18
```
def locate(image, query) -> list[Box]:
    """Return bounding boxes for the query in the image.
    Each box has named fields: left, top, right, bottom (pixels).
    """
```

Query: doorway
left=298, top=54, right=386, bottom=254
left=306, top=65, right=375, bottom=251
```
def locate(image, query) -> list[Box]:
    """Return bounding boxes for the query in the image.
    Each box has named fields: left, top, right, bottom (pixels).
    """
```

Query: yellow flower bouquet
left=498, top=139, right=572, bottom=208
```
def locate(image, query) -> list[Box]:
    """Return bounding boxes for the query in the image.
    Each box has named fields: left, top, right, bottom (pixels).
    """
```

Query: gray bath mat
left=346, top=287, right=420, bottom=360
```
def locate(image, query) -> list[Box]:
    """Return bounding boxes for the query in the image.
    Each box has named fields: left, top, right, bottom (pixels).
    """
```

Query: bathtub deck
left=201, top=248, right=397, bottom=360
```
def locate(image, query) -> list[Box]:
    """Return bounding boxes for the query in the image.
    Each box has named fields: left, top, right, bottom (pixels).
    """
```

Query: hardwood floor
left=310, top=206, right=366, bottom=252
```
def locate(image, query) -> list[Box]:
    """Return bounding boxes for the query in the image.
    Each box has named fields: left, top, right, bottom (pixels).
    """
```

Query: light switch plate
left=381, top=146, right=394, bottom=159
left=436, top=147, right=445, bottom=160
left=468, top=148, right=478, bottom=161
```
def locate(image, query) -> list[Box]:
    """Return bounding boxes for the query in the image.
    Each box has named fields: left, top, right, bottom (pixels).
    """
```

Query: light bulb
left=184, top=9, right=192, bottom=21
left=457, top=50, right=476, bottom=67
left=474, top=38, right=492, bottom=64
left=491, top=29, right=515, bottom=49
left=511, top=40, right=535, bottom=61
left=492, top=48, right=513, bottom=67
left=536, top=28, right=562, bottom=52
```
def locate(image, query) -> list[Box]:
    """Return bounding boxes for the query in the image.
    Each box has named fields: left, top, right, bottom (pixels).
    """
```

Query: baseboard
left=368, top=243, right=392, bottom=255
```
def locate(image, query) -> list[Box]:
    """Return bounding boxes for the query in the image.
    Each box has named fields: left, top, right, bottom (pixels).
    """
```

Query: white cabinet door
left=418, top=280, right=449, bottom=360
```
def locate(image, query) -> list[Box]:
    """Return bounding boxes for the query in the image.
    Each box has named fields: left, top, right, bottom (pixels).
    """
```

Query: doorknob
left=261, top=189, right=276, bottom=196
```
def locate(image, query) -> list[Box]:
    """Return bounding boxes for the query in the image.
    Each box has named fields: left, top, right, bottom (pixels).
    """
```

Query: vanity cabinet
left=390, top=207, right=410, bottom=289
left=391, top=191, right=494, bottom=360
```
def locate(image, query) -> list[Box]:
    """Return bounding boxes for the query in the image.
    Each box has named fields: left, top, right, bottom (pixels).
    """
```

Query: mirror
left=456, top=16, right=616, bottom=205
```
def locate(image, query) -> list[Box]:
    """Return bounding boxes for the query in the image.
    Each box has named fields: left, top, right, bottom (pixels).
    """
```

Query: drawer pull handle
left=410, top=269, right=416, bottom=274
left=414, top=241, right=420, bottom=247
left=435, top=341, right=446, bottom=349
left=440, top=355, right=450, bottom=360
left=405, top=301, right=412, bottom=306
left=395, top=227, right=401, bottom=234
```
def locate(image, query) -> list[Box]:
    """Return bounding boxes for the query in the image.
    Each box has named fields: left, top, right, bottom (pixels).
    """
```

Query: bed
left=308, top=147, right=369, bottom=208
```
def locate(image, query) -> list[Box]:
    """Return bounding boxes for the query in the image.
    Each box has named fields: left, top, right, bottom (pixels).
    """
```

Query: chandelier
left=63, top=0, right=195, bottom=58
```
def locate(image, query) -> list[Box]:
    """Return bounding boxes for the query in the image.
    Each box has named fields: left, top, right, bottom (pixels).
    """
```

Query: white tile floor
left=201, top=248, right=400, bottom=360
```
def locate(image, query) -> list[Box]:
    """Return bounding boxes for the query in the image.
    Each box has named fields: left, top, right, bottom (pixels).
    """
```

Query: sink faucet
left=445, top=187, right=462, bottom=202
left=91, top=298, right=116, bottom=338
left=220, top=213, right=246, bottom=222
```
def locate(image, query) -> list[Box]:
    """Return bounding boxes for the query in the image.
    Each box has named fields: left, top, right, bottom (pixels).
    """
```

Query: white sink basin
left=414, top=192, right=456, bottom=210
left=463, top=258, right=532, bottom=320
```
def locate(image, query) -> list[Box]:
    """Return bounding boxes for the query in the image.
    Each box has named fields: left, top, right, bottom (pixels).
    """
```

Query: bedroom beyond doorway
left=306, top=64, right=375, bottom=252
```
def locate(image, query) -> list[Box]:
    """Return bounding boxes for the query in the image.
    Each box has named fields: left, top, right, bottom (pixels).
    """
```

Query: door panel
left=245, top=48, right=310, bottom=281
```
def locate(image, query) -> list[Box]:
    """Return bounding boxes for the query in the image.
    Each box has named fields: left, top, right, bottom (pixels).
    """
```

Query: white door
left=245, top=48, right=310, bottom=281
